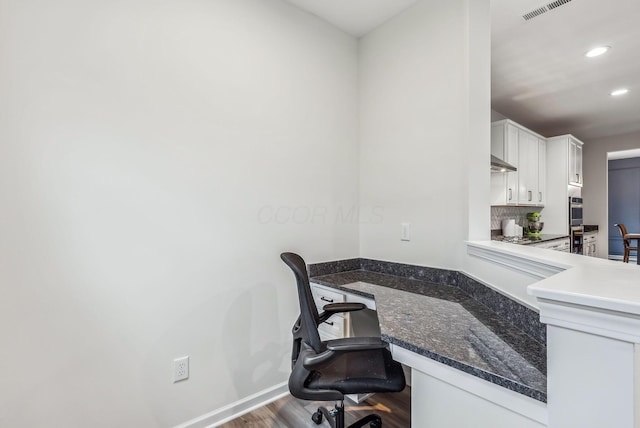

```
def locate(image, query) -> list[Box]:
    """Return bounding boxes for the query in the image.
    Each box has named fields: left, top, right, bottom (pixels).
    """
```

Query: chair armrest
left=318, top=302, right=366, bottom=323
left=325, top=337, right=385, bottom=352
left=323, top=302, right=366, bottom=313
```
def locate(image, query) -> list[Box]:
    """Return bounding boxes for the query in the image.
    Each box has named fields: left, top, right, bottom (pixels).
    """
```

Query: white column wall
left=358, top=0, right=490, bottom=270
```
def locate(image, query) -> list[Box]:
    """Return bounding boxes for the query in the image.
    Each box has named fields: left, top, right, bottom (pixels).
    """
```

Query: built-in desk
left=310, top=265, right=548, bottom=427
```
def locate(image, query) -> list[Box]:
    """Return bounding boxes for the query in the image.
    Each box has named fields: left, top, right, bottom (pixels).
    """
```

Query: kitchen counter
left=310, top=268, right=547, bottom=402
left=491, top=233, right=569, bottom=245
left=466, top=239, right=640, bottom=427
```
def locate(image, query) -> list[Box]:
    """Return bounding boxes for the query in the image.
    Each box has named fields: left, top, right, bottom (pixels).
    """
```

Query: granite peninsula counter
left=309, top=265, right=547, bottom=403
left=467, top=240, right=640, bottom=428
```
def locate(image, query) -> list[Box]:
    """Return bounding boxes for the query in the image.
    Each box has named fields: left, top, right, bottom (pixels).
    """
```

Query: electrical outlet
left=173, top=356, right=189, bottom=383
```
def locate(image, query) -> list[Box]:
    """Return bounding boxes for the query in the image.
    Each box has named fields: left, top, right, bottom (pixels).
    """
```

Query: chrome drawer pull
left=320, top=296, right=334, bottom=303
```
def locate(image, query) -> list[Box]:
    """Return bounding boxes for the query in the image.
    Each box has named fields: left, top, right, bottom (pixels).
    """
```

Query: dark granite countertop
left=491, top=233, right=569, bottom=245
left=311, top=270, right=547, bottom=402
left=577, top=225, right=599, bottom=234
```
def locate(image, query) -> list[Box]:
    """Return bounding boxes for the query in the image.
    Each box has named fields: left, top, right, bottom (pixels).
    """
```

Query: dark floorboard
left=220, top=386, right=411, bottom=427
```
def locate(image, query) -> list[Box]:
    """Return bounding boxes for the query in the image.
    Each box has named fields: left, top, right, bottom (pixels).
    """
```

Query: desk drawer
left=311, top=285, right=345, bottom=314
left=318, top=316, right=344, bottom=340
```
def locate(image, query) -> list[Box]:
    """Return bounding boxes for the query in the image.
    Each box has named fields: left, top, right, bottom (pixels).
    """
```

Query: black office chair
left=281, top=252, right=405, bottom=428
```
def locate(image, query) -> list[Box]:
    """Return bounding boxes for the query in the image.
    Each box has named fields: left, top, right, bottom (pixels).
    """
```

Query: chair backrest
left=615, top=223, right=630, bottom=248
left=280, top=252, right=322, bottom=354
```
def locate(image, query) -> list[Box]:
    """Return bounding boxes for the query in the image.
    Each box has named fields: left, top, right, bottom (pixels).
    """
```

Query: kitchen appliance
left=490, top=155, right=517, bottom=173
left=501, top=219, right=516, bottom=236
left=569, top=197, right=583, bottom=228
left=569, top=197, right=584, bottom=254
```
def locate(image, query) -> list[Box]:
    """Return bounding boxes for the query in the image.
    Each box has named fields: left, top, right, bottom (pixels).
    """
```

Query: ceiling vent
left=522, top=0, right=572, bottom=21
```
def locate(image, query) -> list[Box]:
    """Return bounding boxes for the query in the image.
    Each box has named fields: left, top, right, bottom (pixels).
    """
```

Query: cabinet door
left=537, top=138, right=546, bottom=205
left=311, top=285, right=345, bottom=340
left=506, top=125, right=519, bottom=204
left=575, top=143, right=583, bottom=185
left=569, top=139, right=577, bottom=184
left=569, top=138, right=583, bottom=186
left=518, top=130, right=538, bottom=205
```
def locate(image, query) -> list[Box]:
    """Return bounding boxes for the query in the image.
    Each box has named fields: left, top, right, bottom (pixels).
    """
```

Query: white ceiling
left=284, top=0, right=416, bottom=37
left=285, top=0, right=640, bottom=141
left=491, top=0, right=640, bottom=140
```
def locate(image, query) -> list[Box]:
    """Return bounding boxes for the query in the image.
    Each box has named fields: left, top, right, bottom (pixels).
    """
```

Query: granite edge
left=383, top=335, right=547, bottom=403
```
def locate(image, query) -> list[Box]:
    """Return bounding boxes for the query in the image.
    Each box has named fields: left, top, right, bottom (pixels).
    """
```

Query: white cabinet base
left=391, top=345, right=547, bottom=428
left=546, top=326, right=635, bottom=428
left=411, top=370, right=546, bottom=428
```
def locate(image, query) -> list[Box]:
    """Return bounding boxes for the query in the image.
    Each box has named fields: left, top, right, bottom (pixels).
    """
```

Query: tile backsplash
left=491, top=206, right=544, bottom=231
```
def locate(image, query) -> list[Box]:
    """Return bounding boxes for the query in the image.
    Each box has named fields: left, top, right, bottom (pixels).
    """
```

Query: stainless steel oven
left=569, top=197, right=583, bottom=227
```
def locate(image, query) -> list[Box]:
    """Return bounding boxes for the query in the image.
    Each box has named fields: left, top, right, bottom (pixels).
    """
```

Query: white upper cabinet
left=568, top=137, right=584, bottom=186
left=549, top=135, right=584, bottom=187
left=538, top=138, right=546, bottom=205
left=544, top=134, right=585, bottom=234
left=491, top=120, right=546, bottom=207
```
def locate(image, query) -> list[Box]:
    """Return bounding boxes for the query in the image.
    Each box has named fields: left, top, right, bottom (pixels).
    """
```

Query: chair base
left=312, top=401, right=382, bottom=428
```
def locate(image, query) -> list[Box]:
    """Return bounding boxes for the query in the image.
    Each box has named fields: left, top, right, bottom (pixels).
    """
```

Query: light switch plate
left=401, top=223, right=411, bottom=241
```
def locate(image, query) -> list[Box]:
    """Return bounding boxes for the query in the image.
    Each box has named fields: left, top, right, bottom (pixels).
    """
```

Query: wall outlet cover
left=173, top=356, right=189, bottom=383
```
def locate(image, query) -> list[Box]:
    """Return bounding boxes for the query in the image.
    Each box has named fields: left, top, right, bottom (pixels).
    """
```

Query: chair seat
left=305, top=347, right=405, bottom=395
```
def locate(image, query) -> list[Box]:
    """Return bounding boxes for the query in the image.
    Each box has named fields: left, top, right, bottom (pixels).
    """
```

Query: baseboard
left=608, top=255, right=637, bottom=263
left=175, top=382, right=289, bottom=428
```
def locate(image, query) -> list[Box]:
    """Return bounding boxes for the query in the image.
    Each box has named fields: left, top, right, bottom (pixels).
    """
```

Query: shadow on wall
left=222, top=283, right=289, bottom=398
left=141, top=281, right=289, bottom=426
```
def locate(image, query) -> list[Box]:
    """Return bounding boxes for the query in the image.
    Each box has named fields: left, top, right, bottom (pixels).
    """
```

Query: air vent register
left=522, top=0, right=573, bottom=21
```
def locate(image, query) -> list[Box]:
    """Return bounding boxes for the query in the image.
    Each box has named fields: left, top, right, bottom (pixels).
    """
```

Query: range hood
left=490, top=155, right=517, bottom=172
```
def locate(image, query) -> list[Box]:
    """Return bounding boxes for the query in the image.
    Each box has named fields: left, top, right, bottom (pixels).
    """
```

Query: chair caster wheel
left=312, top=409, right=323, bottom=425
left=369, top=421, right=381, bottom=428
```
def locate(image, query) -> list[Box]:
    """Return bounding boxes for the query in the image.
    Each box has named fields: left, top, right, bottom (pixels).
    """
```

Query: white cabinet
left=544, top=135, right=585, bottom=235
left=491, top=120, right=546, bottom=207
left=568, top=137, right=584, bottom=186
left=537, top=139, right=546, bottom=205
left=310, top=284, right=346, bottom=340
left=518, top=130, right=536, bottom=204
left=583, top=231, right=597, bottom=257
left=491, top=122, right=518, bottom=205
left=393, top=345, right=548, bottom=428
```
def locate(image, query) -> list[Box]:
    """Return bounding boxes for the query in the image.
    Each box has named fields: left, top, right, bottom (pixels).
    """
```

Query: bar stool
left=614, top=223, right=638, bottom=263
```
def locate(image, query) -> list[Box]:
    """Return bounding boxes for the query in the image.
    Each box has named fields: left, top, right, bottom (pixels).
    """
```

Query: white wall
left=583, top=129, right=640, bottom=257
left=0, top=0, right=359, bottom=426
left=358, top=0, right=490, bottom=270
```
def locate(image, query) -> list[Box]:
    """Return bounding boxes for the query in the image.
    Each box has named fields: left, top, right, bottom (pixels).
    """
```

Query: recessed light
left=585, top=46, right=610, bottom=58
left=611, top=89, right=629, bottom=96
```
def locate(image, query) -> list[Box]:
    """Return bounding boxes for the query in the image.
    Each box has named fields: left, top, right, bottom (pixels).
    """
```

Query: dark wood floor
left=220, top=386, right=411, bottom=427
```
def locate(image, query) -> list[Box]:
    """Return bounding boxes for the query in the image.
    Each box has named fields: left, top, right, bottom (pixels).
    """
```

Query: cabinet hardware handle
left=320, top=297, right=334, bottom=303
left=539, top=192, right=542, bottom=202
left=508, top=188, right=512, bottom=200
left=324, top=321, right=334, bottom=326
left=528, top=190, right=532, bottom=201
left=577, top=173, right=580, bottom=183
